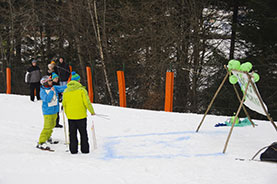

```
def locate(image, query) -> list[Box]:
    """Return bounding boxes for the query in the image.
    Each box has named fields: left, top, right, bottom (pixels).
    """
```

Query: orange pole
left=67, top=65, right=72, bottom=83
left=86, top=66, right=94, bottom=103
left=117, top=71, right=126, bottom=107
left=164, top=72, right=174, bottom=112
left=167, top=72, right=174, bottom=111
left=6, top=67, right=11, bottom=94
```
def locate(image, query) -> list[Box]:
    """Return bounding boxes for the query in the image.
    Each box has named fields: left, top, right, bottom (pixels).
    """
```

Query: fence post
left=67, top=65, right=72, bottom=83
left=86, top=66, right=93, bottom=103
left=6, top=67, right=11, bottom=94
left=164, top=72, right=174, bottom=112
left=117, top=70, right=126, bottom=107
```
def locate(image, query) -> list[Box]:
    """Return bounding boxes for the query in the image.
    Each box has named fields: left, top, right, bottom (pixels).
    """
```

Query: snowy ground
left=0, top=94, right=276, bottom=184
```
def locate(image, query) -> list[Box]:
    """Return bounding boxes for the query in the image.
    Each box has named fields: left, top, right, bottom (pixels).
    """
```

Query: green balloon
left=252, top=73, right=260, bottom=82
left=231, top=115, right=239, bottom=124
left=229, top=75, right=238, bottom=84
left=227, top=60, right=241, bottom=70
left=240, top=62, right=252, bottom=72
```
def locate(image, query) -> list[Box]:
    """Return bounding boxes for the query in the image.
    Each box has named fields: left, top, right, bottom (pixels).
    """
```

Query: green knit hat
left=52, top=72, right=59, bottom=80
left=71, top=71, right=80, bottom=81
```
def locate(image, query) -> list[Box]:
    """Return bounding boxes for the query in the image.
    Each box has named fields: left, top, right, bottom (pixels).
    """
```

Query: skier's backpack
left=260, top=142, right=277, bottom=162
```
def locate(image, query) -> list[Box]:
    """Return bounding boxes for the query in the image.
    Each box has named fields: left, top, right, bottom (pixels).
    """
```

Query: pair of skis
left=36, top=141, right=59, bottom=152
left=89, top=113, right=110, bottom=150
left=37, top=147, right=55, bottom=152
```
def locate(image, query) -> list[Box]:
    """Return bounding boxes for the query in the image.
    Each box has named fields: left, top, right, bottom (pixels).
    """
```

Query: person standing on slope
left=57, top=57, right=70, bottom=86
left=56, top=57, right=70, bottom=104
left=25, top=59, right=41, bottom=101
left=47, top=60, right=58, bottom=76
left=62, top=71, right=95, bottom=154
left=36, top=75, right=67, bottom=150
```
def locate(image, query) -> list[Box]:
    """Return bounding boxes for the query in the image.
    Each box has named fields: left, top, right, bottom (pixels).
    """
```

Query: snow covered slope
left=0, top=94, right=276, bottom=184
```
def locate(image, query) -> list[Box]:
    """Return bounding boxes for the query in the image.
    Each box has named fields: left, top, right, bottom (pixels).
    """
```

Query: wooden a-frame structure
left=196, top=65, right=277, bottom=153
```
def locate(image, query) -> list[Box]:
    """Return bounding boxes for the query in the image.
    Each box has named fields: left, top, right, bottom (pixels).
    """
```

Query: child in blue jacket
left=36, top=75, right=67, bottom=150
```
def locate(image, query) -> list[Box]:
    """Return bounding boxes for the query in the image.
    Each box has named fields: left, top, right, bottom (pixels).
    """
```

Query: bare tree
left=87, top=0, right=115, bottom=105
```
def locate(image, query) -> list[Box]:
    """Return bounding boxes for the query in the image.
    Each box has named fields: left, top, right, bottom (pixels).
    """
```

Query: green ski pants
left=39, top=114, right=57, bottom=144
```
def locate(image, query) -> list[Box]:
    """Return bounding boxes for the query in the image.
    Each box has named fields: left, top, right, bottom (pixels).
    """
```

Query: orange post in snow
left=67, top=65, right=72, bottom=83
left=86, top=66, right=93, bottom=103
left=117, top=71, right=126, bottom=107
left=164, top=72, right=174, bottom=112
left=6, top=67, right=11, bottom=94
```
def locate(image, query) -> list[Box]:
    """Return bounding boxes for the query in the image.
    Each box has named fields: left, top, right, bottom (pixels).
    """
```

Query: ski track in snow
left=101, top=131, right=226, bottom=160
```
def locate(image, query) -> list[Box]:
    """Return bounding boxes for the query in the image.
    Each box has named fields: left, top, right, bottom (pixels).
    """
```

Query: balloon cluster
left=227, top=60, right=260, bottom=84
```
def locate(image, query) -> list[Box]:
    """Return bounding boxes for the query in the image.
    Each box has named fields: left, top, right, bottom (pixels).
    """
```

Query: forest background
left=0, top=0, right=276, bottom=120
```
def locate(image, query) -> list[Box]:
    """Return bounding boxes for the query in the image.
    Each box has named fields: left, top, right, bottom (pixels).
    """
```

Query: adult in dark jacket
left=57, top=57, right=70, bottom=86
left=25, top=59, right=41, bottom=101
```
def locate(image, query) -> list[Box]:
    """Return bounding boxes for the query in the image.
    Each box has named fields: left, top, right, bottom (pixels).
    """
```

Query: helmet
left=40, top=75, right=52, bottom=85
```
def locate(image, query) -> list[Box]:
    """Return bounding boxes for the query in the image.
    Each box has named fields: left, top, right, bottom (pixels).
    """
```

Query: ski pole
left=91, top=120, right=97, bottom=150
left=56, top=65, right=71, bottom=73
left=62, top=107, right=69, bottom=145
left=95, top=113, right=110, bottom=120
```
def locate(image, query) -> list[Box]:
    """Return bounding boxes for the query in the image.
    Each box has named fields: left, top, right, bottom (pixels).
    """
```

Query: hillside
left=0, top=94, right=276, bottom=184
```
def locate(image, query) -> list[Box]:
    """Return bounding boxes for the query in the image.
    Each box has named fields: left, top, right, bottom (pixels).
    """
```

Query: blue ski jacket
left=40, top=85, right=67, bottom=115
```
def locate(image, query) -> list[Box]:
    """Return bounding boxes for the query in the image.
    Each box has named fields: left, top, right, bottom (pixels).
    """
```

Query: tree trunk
left=87, top=0, right=115, bottom=105
left=68, top=1, right=87, bottom=80
left=229, top=0, right=239, bottom=60
left=8, top=0, right=14, bottom=67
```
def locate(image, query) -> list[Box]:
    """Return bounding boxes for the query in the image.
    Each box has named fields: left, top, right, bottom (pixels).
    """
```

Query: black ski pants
left=30, top=82, right=40, bottom=101
left=68, top=118, right=89, bottom=154
left=56, top=112, right=60, bottom=126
